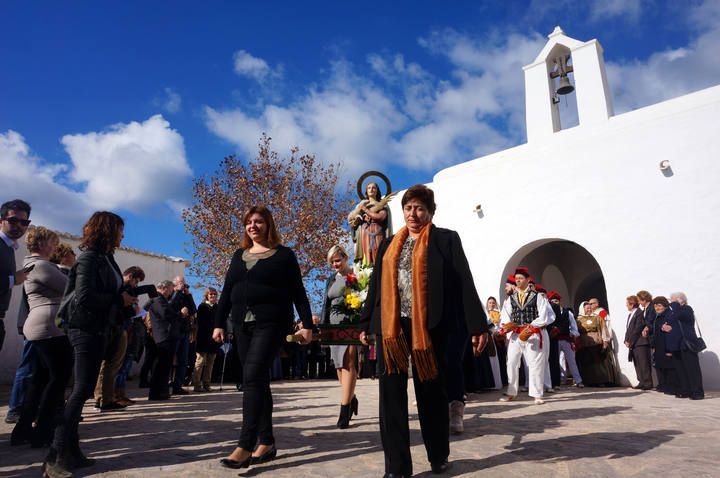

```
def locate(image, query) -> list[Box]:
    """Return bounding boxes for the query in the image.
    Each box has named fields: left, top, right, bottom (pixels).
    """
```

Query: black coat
left=653, top=309, right=675, bottom=368
left=65, top=249, right=123, bottom=334
left=215, top=246, right=313, bottom=332
left=0, top=239, right=16, bottom=316
left=359, top=225, right=488, bottom=337
left=668, top=302, right=698, bottom=352
left=196, top=302, right=220, bottom=353
left=145, top=294, right=183, bottom=344
left=171, top=290, right=197, bottom=336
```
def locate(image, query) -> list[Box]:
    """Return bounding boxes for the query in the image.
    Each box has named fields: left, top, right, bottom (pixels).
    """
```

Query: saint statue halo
left=357, top=171, right=392, bottom=200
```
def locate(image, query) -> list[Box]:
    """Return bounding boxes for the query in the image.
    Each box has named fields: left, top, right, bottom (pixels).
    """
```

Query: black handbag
left=678, top=320, right=707, bottom=353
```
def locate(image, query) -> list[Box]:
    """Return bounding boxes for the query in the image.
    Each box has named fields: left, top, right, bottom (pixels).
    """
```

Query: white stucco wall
left=397, top=84, right=720, bottom=389
left=0, top=231, right=188, bottom=384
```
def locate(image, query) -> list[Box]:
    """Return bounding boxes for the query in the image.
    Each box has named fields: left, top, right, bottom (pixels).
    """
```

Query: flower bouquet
left=332, top=262, right=373, bottom=325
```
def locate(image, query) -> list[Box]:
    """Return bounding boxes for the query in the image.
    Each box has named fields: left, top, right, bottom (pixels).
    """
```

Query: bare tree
left=183, top=134, right=354, bottom=303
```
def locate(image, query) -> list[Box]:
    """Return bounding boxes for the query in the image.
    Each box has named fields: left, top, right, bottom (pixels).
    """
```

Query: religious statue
left=348, top=172, right=395, bottom=265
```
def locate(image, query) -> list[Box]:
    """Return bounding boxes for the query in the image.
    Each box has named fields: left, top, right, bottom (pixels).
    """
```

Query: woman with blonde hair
left=11, top=227, right=71, bottom=448
left=321, top=244, right=359, bottom=428
left=193, top=287, right=220, bottom=392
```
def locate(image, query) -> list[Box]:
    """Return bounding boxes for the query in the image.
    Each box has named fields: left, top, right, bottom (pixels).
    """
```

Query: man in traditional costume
left=536, top=285, right=559, bottom=392
left=548, top=291, right=583, bottom=387
left=499, top=268, right=554, bottom=405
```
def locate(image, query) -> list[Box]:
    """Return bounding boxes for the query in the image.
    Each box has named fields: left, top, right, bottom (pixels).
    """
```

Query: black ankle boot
left=350, top=395, right=358, bottom=418
left=43, top=447, right=74, bottom=478
left=337, top=404, right=351, bottom=429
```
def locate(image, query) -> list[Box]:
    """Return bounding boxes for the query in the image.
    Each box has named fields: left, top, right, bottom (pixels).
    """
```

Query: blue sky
left=1, top=0, right=719, bottom=283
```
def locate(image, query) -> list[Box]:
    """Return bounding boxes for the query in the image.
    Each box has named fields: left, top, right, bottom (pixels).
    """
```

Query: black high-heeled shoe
left=337, top=404, right=351, bottom=429
left=250, top=446, right=277, bottom=464
left=350, top=395, right=358, bottom=417
left=220, top=454, right=252, bottom=469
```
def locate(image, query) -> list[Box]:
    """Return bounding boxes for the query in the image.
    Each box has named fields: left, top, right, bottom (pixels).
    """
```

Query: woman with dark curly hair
left=44, top=212, right=137, bottom=478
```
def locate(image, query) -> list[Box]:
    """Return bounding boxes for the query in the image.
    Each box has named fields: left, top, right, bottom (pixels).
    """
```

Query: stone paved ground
left=1, top=380, right=718, bottom=477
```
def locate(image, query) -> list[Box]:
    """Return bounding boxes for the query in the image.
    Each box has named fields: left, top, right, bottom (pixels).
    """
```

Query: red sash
left=506, top=325, right=543, bottom=349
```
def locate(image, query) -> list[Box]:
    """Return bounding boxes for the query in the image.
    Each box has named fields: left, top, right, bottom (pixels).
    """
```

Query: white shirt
left=500, top=288, right=555, bottom=328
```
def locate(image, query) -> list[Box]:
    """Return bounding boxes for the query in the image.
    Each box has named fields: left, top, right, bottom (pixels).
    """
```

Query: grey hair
left=670, top=292, right=688, bottom=305
left=327, top=244, right=348, bottom=263
left=157, top=280, right=174, bottom=289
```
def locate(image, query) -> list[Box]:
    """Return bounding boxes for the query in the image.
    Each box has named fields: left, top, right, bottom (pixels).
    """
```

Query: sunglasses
left=2, top=216, right=31, bottom=227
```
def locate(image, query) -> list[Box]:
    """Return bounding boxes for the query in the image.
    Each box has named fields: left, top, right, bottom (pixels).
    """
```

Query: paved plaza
left=1, top=379, right=718, bottom=477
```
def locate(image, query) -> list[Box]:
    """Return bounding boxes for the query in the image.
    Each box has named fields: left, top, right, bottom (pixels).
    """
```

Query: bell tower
left=524, top=26, right=614, bottom=142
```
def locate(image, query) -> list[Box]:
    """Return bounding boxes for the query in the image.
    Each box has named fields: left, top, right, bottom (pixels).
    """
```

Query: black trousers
left=14, top=336, right=72, bottom=443
left=140, top=334, right=157, bottom=384
left=379, top=318, right=449, bottom=476
left=445, top=322, right=467, bottom=402
left=236, top=320, right=286, bottom=450
left=673, top=350, right=704, bottom=398
left=548, top=337, right=561, bottom=388
left=631, top=345, right=653, bottom=389
left=150, top=339, right=177, bottom=398
left=52, top=329, right=105, bottom=451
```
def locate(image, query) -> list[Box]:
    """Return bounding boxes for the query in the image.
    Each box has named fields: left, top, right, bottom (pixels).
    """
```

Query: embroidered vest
left=510, top=291, right=539, bottom=325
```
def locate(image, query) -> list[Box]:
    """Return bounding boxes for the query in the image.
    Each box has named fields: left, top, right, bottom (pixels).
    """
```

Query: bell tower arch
left=523, top=26, right=615, bottom=142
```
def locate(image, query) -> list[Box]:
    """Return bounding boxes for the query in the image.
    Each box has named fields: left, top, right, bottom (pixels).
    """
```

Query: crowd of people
left=0, top=193, right=707, bottom=478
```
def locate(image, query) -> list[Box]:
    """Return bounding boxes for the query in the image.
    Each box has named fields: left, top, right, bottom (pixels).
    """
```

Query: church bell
left=556, top=75, right=574, bottom=95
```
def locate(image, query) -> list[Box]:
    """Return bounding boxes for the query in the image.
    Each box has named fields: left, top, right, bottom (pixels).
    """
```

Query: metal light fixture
left=659, top=160, right=671, bottom=171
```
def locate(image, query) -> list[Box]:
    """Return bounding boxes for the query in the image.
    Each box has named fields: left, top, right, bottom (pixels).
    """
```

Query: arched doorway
left=500, top=239, right=608, bottom=314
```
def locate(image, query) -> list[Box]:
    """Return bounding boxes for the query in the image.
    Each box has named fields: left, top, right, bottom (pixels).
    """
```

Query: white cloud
left=61, top=114, right=192, bottom=212
left=590, top=0, right=644, bottom=22
left=206, top=61, right=407, bottom=176
left=606, top=0, right=720, bottom=113
left=207, top=32, right=545, bottom=174
left=0, top=115, right=193, bottom=232
left=206, top=4, right=720, bottom=175
left=0, top=130, right=92, bottom=232
left=162, top=87, right=182, bottom=113
left=233, top=50, right=282, bottom=83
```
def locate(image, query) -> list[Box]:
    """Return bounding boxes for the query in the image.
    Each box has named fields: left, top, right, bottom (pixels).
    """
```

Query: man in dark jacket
left=0, top=199, right=31, bottom=351
left=145, top=280, right=184, bottom=400
left=624, top=295, right=653, bottom=390
left=170, top=276, right=196, bottom=394
left=1, top=199, right=32, bottom=423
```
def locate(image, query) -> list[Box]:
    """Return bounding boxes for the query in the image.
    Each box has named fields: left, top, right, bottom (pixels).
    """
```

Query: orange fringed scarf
left=380, top=223, right=438, bottom=382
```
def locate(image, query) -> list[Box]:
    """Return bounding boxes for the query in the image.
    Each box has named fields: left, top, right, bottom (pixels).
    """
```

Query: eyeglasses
left=2, top=216, right=31, bottom=227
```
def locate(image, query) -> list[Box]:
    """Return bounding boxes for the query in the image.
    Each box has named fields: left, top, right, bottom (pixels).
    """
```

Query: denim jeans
left=114, top=350, right=135, bottom=391
left=52, top=329, right=105, bottom=450
left=8, top=339, right=37, bottom=414
left=173, top=335, right=189, bottom=390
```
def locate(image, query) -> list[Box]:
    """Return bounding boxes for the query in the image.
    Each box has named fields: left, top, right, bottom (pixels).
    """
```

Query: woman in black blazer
left=358, top=185, right=489, bottom=478
left=45, top=211, right=137, bottom=478
left=213, top=206, right=313, bottom=469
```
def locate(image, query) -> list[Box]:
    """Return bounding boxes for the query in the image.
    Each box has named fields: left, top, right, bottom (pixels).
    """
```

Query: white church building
left=389, top=27, right=720, bottom=388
